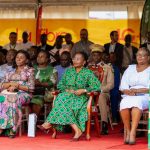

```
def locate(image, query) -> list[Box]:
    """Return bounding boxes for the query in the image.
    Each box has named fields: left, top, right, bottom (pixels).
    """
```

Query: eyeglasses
left=136, top=54, right=148, bottom=58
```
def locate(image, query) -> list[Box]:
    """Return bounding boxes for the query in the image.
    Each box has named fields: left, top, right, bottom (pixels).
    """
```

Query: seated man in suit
left=104, top=31, right=124, bottom=72
left=88, top=44, right=114, bottom=135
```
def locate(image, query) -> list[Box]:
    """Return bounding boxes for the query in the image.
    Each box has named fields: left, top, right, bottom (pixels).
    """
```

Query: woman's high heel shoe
left=8, top=129, right=16, bottom=139
left=52, top=128, right=57, bottom=139
left=37, top=125, right=57, bottom=138
left=37, top=125, right=50, bottom=134
left=71, top=133, right=83, bottom=142
left=124, top=130, right=130, bottom=144
left=129, top=134, right=136, bottom=145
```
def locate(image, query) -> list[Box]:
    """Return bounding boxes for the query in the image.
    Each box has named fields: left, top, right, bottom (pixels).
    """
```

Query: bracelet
left=84, top=89, right=87, bottom=93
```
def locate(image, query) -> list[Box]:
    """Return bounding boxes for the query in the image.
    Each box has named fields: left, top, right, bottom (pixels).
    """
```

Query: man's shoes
left=112, top=118, right=118, bottom=126
left=101, top=121, right=108, bottom=135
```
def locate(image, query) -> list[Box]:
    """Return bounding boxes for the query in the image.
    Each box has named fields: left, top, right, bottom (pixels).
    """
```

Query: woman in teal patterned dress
left=31, top=50, right=57, bottom=117
left=38, top=52, right=101, bottom=140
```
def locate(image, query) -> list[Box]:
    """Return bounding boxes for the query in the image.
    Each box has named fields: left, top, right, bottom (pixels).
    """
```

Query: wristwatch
left=84, top=89, right=87, bottom=93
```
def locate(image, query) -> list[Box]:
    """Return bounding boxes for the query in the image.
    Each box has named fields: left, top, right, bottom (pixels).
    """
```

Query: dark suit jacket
left=37, top=44, right=53, bottom=53
left=104, top=42, right=124, bottom=70
left=140, top=43, right=148, bottom=49
left=131, top=46, right=138, bottom=63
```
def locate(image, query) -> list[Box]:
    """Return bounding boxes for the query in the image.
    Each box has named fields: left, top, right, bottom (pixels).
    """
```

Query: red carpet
left=0, top=126, right=147, bottom=150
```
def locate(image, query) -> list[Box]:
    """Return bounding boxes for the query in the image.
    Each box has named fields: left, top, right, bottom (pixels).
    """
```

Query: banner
left=36, top=6, right=42, bottom=45
left=0, top=19, right=140, bottom=47
left=140, top=0, right=150, bottom=44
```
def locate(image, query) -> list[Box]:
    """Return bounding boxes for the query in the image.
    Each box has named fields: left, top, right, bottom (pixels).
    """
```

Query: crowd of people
left=0, top=28, right=149, bottom=145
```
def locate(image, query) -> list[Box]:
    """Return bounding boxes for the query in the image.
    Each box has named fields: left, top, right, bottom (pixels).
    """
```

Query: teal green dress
left=31, top=65, right=57, bottom=107
left=46, top=67, right=101, bottom=132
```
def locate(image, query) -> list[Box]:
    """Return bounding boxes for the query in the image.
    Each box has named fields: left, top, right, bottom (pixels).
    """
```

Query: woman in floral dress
left=38, top=52, right=101, bottom=141
left=0, top=50, right=35, bottom=137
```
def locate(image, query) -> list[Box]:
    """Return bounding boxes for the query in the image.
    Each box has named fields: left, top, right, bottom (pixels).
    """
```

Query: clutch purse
left=0, top=89, right=17, bottom=103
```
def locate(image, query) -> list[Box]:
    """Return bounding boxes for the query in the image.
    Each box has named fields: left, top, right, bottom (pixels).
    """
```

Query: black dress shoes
left=101, top=121, right=108, bottom=135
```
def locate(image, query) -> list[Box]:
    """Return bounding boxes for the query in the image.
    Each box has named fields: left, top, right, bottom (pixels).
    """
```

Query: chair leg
left=19, top=106, right=29, bottom=136
left=19, top=124, right=22, bottom=136
left=44, top=104, right=48, bottom=121
left=86, top=119, right=91, bottom=140
left=25, top=106, right=29, bottom=122
left=108, top=113, right=114, bottom=130
left=94, top=116, right=100, bottom=137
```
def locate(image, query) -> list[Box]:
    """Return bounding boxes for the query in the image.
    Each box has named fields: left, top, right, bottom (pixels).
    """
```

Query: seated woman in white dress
left=120, top=47, right=150, bottom=145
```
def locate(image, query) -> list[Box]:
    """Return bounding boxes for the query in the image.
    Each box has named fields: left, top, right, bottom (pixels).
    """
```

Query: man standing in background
left=3, top=32, right=21, bottom=51
left=104, top=31, right=124, bottom=71
left=71, top=28, right=93, bottom=58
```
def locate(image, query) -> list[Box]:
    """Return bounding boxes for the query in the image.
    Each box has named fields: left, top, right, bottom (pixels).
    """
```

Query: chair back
left=88, top=65, right=104, bottom=107
left=88, top=65, right=104, bottom=83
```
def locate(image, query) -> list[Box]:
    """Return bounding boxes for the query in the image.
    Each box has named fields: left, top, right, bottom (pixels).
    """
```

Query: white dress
left=120, top=65, right=150, bottom=111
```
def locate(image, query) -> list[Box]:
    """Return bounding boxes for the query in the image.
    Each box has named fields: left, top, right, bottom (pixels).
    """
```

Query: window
left=89, top=10, right=128, bottom=20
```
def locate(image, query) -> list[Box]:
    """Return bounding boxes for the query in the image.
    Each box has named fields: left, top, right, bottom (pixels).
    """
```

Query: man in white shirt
left=3, top=32, right=21, bottom=51
left=20, top=31, right=33, bottom=51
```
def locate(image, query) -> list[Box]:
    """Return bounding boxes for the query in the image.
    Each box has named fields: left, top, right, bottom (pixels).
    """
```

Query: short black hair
left=30, top=45, right=38, bottom=50
left=80, top=28, right=88, bottom=33
left=0, top=48, right=7, bottom=56
left=125, top=34, right=132, bottom=41
left=73, top=51, right=88, bottom=67
left=10, top=32, right=17, bottom=36
left=73, top=51, right=88, bottom=65
left=22, top=31, right=28, bottom=36
left=110, top=31, right=117, bottom=37
left=65, top=33, right=72, bottom=38
left=61, top=51, right=71, bottom=58
left=38, top=50, right=50, bottom=59
left=41, top=33, right=47, bottom=38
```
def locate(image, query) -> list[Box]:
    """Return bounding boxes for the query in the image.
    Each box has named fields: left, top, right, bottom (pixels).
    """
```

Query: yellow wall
left=0, top=19, right=140, bottom=47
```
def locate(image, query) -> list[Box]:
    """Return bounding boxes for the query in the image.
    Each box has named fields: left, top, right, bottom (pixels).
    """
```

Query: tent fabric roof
left=0, top=0, right=145, bottom=6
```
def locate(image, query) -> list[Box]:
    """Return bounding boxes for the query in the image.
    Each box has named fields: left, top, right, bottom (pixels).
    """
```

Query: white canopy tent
left=0, top=0, right=145, bottom=19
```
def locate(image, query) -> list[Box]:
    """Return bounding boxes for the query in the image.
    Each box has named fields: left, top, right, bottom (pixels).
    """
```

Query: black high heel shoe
left=37, top=125, right=50, bottom=134
left=37, top=125, right=57, bottom=138
left=8, top=134, right=16, bottom=138
left=8, top=129, right=16, bottom=139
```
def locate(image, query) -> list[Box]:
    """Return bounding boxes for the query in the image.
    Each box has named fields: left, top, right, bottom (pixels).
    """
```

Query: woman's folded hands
left=66, top=89, right=86, bottom=96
